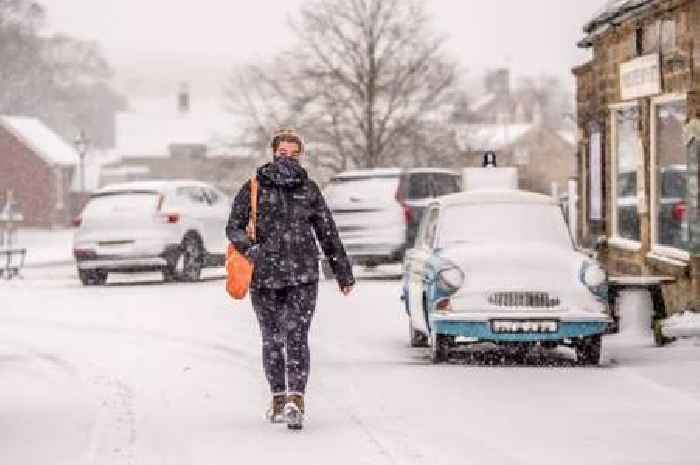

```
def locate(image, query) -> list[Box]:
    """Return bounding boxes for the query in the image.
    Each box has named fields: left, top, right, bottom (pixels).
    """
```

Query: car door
left=408, top=205, right=440, bottom=335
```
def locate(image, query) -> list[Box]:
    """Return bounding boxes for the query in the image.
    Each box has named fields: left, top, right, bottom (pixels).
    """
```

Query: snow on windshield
left=324, top=176, right=399, bottom=204
left=438, top=203, right=572, bottom=248
left=82, top=192, right=160, bottom=219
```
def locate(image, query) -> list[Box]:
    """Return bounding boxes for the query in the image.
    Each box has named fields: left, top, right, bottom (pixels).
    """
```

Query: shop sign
left=620, top=54, right=661, bottom=101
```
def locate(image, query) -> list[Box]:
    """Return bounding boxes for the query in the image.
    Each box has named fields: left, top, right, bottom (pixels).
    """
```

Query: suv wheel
left=164, top=234, right=203, bottom=282
left=78, top=269, right=108, bottom=286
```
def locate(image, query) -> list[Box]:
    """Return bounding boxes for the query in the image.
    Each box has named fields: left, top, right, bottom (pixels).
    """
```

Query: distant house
left=102, top=85, right=251, bottom=194
left=0, top=115, right=80, bottom=228
left=454, top=123, right=576, bottom=196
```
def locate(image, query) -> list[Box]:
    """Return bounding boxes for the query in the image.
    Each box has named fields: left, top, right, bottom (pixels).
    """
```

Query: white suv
left=72, top=180, right=230, bottom=285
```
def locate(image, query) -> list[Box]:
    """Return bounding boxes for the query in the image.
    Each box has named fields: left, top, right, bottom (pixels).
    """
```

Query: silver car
left=72, top=180, right=230, bottom=285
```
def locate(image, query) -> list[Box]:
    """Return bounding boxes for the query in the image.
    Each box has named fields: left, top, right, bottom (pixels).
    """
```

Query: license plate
left=491, top=319, right=559, bottom=334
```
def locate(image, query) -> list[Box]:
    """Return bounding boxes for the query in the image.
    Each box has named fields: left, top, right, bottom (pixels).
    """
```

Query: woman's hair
left=270, top=128, right=304, bottom=154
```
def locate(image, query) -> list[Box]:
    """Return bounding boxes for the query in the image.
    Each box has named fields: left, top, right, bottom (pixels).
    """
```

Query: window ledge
left=647, top=250, right=689, bottom=268
left=608, top=237, right=642, bottom=252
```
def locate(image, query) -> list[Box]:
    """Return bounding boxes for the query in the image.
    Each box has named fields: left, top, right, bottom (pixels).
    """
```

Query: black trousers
left=250, top=283, right=318, bottom=395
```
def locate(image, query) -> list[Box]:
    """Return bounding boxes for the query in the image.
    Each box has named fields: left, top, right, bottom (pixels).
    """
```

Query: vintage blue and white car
left=400, top=189, right=611, bottom=365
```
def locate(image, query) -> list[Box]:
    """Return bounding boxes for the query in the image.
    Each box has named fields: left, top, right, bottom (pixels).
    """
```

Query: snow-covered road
left=2, top=265, right=700, bottom=465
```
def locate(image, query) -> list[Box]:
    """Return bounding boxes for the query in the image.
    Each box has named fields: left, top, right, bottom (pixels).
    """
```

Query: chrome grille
left=488, top=291, right=560, bottom=308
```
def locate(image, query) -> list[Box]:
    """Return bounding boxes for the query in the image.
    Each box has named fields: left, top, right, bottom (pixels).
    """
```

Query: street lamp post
left=74, top=130, right=89, bottom=193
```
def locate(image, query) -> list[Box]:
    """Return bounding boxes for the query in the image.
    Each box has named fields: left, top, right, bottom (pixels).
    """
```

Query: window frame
left=649, top=93, right=689, bottom=261
left=609, top=101, right=642, bottom=251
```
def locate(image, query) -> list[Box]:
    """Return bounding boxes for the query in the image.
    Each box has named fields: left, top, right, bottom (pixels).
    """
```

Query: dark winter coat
left=226, top=159, right=355, bottom=290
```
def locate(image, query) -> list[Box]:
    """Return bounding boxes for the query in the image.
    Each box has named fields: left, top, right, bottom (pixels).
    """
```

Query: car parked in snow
left=400, top=189, right=611, bottom=365
left=72, top=180, right=230, bottom=285
left=322, top=168, right=461, bottom=277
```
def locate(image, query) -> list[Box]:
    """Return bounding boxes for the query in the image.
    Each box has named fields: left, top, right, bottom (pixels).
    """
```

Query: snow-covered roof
left=470, top=93, right=498, bottom=113
left=95, top=179, right=211, bottom=195
left=334, top=168, right=402, bottom=179
left=0, top=115, right=79, bottom=166
left=439, top=189, right=557, bottom=207
left=114, top=98, right=239, bottom=159
left=455, top=124, right=534, bottom=151
left=580, top=0, right=654, bottom=47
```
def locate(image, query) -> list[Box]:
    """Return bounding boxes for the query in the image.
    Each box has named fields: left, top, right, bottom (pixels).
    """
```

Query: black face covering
left=259, top=156, right=307, bottom=188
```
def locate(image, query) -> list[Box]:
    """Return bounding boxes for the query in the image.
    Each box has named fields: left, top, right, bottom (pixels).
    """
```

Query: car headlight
left=437, top=266, right=465, bottom=292
left=581, top=261, right=606, bottom=287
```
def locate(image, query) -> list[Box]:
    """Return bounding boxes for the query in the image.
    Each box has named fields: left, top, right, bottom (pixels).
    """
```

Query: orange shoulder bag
left=225, top=177, right=258, bottom=300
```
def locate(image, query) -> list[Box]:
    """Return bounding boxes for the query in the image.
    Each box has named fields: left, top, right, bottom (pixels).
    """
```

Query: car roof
left=333, top=168, right=402, bottom=179
left=437, top=189, right=559, bottom=207
left=332, top=167, right=459, bottom=179
left=94, top=179, right=210, bottom=194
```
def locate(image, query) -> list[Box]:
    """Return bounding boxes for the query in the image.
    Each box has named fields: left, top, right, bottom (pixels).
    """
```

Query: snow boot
left=284, top=394, right=305, bottom=430
left=265, top=394, right=287, bottom=424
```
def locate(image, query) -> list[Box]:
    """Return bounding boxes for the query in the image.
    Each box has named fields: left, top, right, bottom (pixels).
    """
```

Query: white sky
left=39, top=0, right=609, bottom=99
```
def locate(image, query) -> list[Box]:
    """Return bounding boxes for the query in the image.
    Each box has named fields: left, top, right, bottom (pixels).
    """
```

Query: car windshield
left=438, top=202, right=572, bottom=248
left=324, top=176, right=399, bottom=203
left=82, top=191, right=160, bottom=219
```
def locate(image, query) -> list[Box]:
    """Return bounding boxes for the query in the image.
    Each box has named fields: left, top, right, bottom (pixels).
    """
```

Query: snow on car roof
left=0, top=115, right=79, bottom=166
left=94, top=179, right=209, bottom=194
left=334, top=168, right=402, bottom=179
left=438, top=189, right=558, bottom=207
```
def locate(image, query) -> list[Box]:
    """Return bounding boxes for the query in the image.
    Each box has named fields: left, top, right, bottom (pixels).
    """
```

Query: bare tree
left=227, top=0, right=457, bottom=172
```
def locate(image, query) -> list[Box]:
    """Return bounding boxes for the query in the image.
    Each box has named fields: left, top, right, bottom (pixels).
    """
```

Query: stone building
left=573, top=0, right=700, bottom=312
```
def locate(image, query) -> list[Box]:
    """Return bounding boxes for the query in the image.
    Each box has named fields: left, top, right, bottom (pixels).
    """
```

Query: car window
left=661, top=169, right=687, bottom=198
left=407, top=174, right=432, bottom=199
left=433, top=174, right=462, bottom=196
left=177, top=186, right=208, bottom=204
left=204, top=188, right=221, bottom=205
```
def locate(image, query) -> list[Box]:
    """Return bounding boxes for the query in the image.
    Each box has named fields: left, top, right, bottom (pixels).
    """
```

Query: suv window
left=432, top=173, right=462, bottom=196
left=177, top=186, right=208, bottom=204
left=407, top=174, right=432, bottom=199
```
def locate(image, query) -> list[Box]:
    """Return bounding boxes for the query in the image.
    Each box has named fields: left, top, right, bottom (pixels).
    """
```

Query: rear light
left=402, top=203, right=412, bottom=224
left=161, top=213, right=180, bottom=224
left=672, top=202, right=686, bottom=222
left=72, top=216, right=82, bottom=227
left=436, top=298, right=452, bottom=313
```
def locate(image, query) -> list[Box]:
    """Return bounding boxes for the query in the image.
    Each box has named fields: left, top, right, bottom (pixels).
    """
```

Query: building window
left=641, top=19, right=676, bottom=55
left=651, top=95, right=688, bottom=256
left=611, top=104, right=641, bottom=244
left=660, top=19, right=676, bottom=53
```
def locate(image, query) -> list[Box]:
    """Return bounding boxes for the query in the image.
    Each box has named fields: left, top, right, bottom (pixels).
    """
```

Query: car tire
left=431, top=333, right=451, bottom=364
left=575, top=335, right=602, bottom=366
left=164, top=234, right=204, bottom=283
left=409, top=320, right=429, bottom=348
left=78, top=269, right=108, bottom=286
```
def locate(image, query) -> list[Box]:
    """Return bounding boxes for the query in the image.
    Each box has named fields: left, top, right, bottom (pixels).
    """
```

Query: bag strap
left=248, top=176, right=258, bottom=241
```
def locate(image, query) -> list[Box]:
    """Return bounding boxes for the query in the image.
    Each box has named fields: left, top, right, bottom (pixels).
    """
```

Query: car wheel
left=78, top=269, right=108, bottom=286
left=409, top=319, right=429, bottom=348
left=575, top=335, right=602, bottom=366
left=164, top=234, right=204, bottom=282
left=431, top=333, right=451, bottom=364
left=320, top=259, right=335, bottom=280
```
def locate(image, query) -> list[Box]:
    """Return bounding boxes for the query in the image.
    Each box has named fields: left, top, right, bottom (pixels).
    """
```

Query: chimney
left=177, top=81, right=190, bottom=115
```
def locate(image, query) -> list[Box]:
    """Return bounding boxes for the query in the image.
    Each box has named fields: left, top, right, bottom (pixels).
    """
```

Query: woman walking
left=226, top=129, right=354, bottom=430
